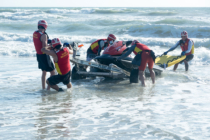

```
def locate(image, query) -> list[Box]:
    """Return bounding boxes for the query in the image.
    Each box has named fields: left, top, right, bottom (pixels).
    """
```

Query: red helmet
left=107, top=34, right=116, bottom=41
left=131, top=40, right=139, bottom=46
left=52, top=38, right=62, bottom=48
left=38, top=20, right=48, bottom=29
left=181, top=31, right=188, bottom=37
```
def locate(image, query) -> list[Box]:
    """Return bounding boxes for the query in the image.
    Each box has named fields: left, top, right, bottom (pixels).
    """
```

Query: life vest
left=90, top=39, right=108, bottom=54
left=54, top=47, right=71, bottom=75
left=33, top=31, right=49, bottom=54
left=133, top=43, right=151, bottom=55
left=180, top=38, right=194, bottom=55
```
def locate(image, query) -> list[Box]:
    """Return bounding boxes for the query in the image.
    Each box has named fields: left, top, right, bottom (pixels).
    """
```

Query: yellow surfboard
left=155, top=55, right=186, bottom=68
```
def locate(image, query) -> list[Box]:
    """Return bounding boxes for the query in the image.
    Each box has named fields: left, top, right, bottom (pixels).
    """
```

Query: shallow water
left=1, top=56, right=210, bottom=139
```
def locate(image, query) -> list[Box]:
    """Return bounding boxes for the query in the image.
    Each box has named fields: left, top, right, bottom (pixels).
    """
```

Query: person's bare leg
left=184, top=60, right=189, bottom=71
left=46, top=80, right=59, bottom=91
left=149, top=69, right=155, bottom=84
left=42, top=71, right=47, bottom=89
left=47, top=70, right=56, bottom=90
left=67, top=82, right=72, bottom=89
left=50, top=70, right=56, bottom=76
left=173, top=63, right=179, bottom=71
left=139, top=70, right=145, bottom=87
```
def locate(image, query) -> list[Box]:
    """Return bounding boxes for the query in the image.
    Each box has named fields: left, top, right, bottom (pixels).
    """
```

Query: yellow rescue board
left=155, top=55, right=186, bottom=68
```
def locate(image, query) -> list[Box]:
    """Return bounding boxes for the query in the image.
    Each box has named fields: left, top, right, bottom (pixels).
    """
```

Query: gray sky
left=1, top=0, right=210, bottom=7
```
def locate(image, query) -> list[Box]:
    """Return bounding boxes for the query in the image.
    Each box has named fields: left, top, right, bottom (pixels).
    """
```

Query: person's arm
left=41, top=47, right=58, bottom=62
left=40, top=34, right=49, bottom=48
left=122, top=41, right=132, bottom=47
left=185, top=40, right=193, bottom=53
left=68, top=45, right=74, bottom=54
left=164, top=41, right=179, bottom=55
left=168, top=41, right=180, bottom=52
left=117, top=44, right=136, bottom=60
left=97, top=40, right=105, bottom=56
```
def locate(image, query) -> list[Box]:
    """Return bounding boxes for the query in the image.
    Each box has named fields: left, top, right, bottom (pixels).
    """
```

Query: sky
left=1, top=0, right=210, bottom=7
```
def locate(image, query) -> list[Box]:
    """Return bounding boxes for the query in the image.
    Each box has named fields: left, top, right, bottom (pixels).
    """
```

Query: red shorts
left=138, top=51, right=154, bottom=71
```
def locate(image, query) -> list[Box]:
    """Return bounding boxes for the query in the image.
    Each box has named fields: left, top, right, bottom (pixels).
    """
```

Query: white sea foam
left=1, top=32, right=210, bottom=67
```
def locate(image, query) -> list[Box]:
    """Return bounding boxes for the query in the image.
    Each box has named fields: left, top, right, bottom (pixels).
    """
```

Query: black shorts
left=47, top=71, right=71, bottom=85
left=36, top=54, right=55, bottom=72
left=180, top=54, right=194, bottom=63
left=86, top=48, right=97, bottom=61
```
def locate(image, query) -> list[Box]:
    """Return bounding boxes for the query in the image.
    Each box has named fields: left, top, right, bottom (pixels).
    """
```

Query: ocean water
left=0, top=7, right=210, bottom=140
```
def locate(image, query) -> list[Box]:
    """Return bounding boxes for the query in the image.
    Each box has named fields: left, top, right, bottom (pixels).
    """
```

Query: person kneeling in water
left=117, top=40, right=155, bottom=87
left=163, top=31, right=194, bottom=71
left=41, top=38, right=73, bottom=91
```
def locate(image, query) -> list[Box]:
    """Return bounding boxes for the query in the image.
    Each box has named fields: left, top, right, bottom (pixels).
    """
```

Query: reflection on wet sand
left=34, top=79, right=157, bottom=139
left=35, top=91, right=72, bottom=139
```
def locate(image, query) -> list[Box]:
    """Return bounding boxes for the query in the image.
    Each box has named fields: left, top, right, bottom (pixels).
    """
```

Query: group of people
left=33, top=20, right=194, bottom=91
left=33, top=20, right=73, bottom=92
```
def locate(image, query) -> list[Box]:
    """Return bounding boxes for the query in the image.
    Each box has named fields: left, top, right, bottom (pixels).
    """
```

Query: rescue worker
left=163, top=31, right=194, bottom=71
left=86, top=34, right=116, bottom=61
left=41, top=38, right=73, bottom=91
left=117, top=40, right=155, bottom=87
left=33, top=20, right=55, bottom=90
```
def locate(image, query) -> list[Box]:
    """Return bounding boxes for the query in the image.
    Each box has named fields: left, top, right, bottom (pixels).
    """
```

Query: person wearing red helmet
left=163, top=31, right=194, bottom=71
left=33, top=20, right=55, bottom=90
left=86, top=34, right=116, bottom=61
left=117, top=40, right=156, bottom=87
left=41, top=38, right=73, bottom=92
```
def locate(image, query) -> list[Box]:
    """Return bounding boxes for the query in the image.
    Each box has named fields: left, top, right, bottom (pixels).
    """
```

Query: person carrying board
left=163, top=31, right=194, bottom=71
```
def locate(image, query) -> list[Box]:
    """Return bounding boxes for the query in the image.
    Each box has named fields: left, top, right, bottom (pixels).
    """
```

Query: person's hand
left=163, top=51, right=168, bottom=55
left=181, top=51, right=186, bottom=56
left=69, top=45, right=73, bottom=50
